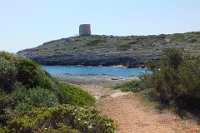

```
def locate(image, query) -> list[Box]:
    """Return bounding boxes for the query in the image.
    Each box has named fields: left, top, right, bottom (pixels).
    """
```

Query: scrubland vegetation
left=19, top=32, right=200, bottom=55
left=0, top=52, right=115, bottom=133
left=115, top=48, right=200, bottom=120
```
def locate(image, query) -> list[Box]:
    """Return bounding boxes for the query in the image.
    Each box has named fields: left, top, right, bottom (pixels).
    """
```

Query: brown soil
left=79, top=85, right=200, bottom=133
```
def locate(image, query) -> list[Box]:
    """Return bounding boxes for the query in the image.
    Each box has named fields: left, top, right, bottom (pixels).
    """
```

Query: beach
left=53, top=74, right=139, bottom=86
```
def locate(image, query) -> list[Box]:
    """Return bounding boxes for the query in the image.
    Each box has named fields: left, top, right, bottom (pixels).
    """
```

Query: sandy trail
left=80, top=85, right=200, bottom=133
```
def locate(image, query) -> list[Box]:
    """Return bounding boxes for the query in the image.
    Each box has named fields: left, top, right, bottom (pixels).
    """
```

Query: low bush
left=85, top=39, right=105, bottom=46
left=0, top=52, right=115, bottom=132
left=0, top=57, right=17, bottom=91
left=114, top=80, right=144, bottom=92
left=143, top=48, right=200, bottom=116
left=0, top=81, right=95, bottom=116
left=35, top=125, right=80, bottom=133
left=59, top=83, right=95, bottom=106
left=15, top=57, right=44, bottom=88
left=5, top=104, right=115, bottom=133
left=0, top=82, right=95, bottom=117
left=189, top=38, right=198, bottom=43
left=0, top=53, right=58, bottom=90
left=15, top=87, right=59, bottom=113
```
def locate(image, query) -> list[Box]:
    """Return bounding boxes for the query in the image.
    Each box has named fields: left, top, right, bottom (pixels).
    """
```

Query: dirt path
left=80, top=85, right=200, bottom=133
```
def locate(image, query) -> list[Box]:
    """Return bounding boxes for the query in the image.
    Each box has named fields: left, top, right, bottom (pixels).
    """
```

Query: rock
left=17, top=32, right=200, bottom=68
left=110, top=90, right=130, bottom=98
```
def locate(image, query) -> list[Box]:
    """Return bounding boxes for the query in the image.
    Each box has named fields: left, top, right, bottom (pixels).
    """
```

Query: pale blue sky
left=0, top=0, right=200, bottom=53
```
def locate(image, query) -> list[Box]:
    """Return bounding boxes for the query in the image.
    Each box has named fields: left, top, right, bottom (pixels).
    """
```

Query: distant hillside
left=18, top=32, right=200, bottom=67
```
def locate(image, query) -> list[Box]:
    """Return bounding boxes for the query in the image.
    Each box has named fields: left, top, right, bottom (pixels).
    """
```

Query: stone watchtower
left=79, top=24, right=91, bottom=36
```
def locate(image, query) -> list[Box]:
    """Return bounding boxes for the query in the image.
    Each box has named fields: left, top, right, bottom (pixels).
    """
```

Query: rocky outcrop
left=17, top=32, right=200, bottom=68
left=23, top=51, right=158, bottom=68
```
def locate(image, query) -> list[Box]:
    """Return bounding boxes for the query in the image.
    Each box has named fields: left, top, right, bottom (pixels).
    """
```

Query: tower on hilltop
left=79, top=24, right=91, bottom=36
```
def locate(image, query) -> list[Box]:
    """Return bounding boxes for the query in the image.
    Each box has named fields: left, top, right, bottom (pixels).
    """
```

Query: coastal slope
left=18, top=32, right=200, bottom=67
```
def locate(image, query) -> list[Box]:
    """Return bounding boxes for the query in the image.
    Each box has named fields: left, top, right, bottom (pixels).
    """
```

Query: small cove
left=42, top=65, right=151, bottom=76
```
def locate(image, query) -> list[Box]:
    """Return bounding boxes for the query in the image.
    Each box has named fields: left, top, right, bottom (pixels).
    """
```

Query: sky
left=0, top=0, right=200, bottom=53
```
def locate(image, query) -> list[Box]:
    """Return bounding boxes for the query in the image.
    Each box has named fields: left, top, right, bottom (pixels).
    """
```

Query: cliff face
left=17, top=32, right=200, bottom=67
left=22, top=52, right=153, bottom=68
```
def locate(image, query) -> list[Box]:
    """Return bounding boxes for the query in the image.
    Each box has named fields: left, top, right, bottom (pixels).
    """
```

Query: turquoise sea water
left=42, top=66, right=151, bottom=76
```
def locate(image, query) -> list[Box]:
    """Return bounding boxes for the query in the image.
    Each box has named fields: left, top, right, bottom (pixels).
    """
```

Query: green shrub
left=58, top=83, right=95, bottom=106
left=36, top=125, right=80, bottom=133
left=178, top=56, right=200, bottom=99
left=190, top=38, right=198, bottom=42
left=161, top=48, right=183, bottom=70
left=118, top=43, right=132, bottom=51
left=15, top=56, right=59, bottom=90
left=0, top=52, right=59, bottom=91
left=27, top=87, right=58, bottom=107
left=144, top=48, right=200, bottom=110
left=114, top=80, right=143, bottom=92
left=14, top=87, right=59, bottom=113
left=171, top=34, right=185, bottom=42
left=15, top=57, right=41, bottom=88
left=6, top=104, right=116, bottom=133
left=85, top=39, right=105, bottom=46
left=0, top=52, right=18, bottom=61
left=2, top=86, right=58, bottom=114
left=1, top=83, right=96, bottom=125
left=0, top=57, right=17, bottom=91
left=0, top=127, right=9, bottom=133
left=5, top=83, right=95, bottom=114
left=145, top=60, right=158, bottom=72
left=0, top=52, right=114, bottom=132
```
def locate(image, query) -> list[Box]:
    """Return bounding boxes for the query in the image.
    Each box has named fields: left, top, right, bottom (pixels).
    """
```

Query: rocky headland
left=17, top=32, right=200, bottom=67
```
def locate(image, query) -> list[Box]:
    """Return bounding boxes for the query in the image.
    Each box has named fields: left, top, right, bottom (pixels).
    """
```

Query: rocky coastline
left=17, top=32, right=200, bottom=67
left=24, top=52, right=158, bottom=68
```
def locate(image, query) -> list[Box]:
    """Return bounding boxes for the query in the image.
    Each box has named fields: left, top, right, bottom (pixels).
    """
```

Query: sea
left=42, top=65, right=151, bottom=76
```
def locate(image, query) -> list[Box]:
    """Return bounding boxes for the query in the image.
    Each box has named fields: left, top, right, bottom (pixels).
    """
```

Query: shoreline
left=53, top=74, right=139, bottom=86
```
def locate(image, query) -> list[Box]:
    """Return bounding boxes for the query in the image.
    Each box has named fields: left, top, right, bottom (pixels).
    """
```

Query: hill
left=18, top=32, right=200, bottom=67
